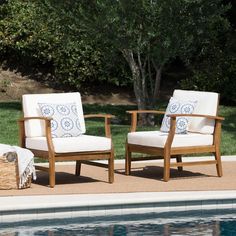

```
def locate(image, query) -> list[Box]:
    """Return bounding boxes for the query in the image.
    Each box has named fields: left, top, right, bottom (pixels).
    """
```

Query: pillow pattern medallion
left=160, top=97, right=197, bottom=134
left=38, top=103, right=82, bottom=138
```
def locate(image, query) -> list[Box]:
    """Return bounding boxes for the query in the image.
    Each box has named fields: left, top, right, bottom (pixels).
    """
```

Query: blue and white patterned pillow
left=160, top=97, right=197, bottom=134
left=38, top=103, right=82, bottom=138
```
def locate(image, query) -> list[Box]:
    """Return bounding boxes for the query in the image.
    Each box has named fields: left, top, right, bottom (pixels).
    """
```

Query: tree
left=77, top=0, right=229, bottom=124
left=0, top=0, right=231, bottom=115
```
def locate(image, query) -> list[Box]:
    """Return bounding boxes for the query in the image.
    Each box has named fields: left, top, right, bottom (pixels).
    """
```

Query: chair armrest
left=84, top=114, right=115, bottom=119
left=18, top=116, right=54, bottom=153
left=19, top=116, right=53, bottom=122
left=18, top=116, right=52, bottom=137
left=167, top=114, right=224, bottom=121
left=126, top=110, right=165, bottom=132
left=126, top=110, right=165, bottom=115
left=84, top=114, right=115, bottom=138
left=165, top=114, right=225, bottom=148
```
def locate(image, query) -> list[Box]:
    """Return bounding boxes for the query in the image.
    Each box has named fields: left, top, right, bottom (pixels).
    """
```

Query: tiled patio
left=1, top=156, right=236, bottom=196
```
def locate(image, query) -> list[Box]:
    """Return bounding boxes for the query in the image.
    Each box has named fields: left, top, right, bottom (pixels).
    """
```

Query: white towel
left=0, top=144, right=36, bottom=188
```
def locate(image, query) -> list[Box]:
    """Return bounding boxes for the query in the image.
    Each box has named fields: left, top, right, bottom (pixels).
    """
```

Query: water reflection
left=1, top=220, right=236, bottom=236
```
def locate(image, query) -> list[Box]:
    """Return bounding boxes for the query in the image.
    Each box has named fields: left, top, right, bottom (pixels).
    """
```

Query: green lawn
left=0, top=101, right=235, bottom=158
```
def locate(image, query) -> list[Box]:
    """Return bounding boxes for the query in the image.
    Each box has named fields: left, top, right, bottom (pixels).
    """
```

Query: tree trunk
left=152, top=62, right=162, bottom=107
left=121, top=49, right=146, bottom=109
left=121, top=49, right=161, bottom=126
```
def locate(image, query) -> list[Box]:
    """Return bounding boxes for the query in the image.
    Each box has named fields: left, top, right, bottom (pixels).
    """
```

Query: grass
left=0, top=101, right=235, bottom=158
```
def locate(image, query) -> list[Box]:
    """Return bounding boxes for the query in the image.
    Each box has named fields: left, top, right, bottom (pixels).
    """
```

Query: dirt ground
left=0, top=68, right=136, bottom=105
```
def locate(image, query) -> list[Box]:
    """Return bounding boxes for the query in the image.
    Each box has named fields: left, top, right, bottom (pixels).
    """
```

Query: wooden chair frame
left=125, top=110, right=224, bottom=181
left=19, top=114, right=114, bottom=188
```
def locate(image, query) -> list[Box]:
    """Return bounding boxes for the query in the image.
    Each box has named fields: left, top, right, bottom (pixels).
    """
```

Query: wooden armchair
left=18, top=92, right=114, bottom=187
left=125, top=90, right=224, bottom=181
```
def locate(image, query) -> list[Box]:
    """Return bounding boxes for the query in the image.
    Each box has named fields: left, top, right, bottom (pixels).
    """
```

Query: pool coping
left=1, top=191, right=236, bottom=223
left=1, top=190, right=236, bottom=211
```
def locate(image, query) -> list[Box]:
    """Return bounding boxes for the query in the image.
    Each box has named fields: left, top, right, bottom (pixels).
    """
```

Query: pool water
left=1, top=210, right=236, bottom=235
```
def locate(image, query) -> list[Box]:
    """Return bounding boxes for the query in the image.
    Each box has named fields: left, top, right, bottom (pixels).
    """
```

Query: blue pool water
left=0, top=209, right=236, bottom=235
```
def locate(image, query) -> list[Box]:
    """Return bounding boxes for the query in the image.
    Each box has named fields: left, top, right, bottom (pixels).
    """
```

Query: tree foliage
left=181, top=1, right=236, bottom=104
left=0, top=0, right=234, bottom=109
left=181, top=30, right=236, bottom=103
left=0, top=0, right=130, bottom=88
left=75, top=0, right=230, bottom=123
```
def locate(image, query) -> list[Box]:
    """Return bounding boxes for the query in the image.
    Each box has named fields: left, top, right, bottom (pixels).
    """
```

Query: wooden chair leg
left=49, top=155, right=55, bottom=188
left=125, top=143, right=131, bottom=175
left=163, top=151, right=171, bottom=182
left=176, top=155, right=183, bottom=171
left=75, top=161, right=82, bottom=176
left=108, top=149, right=114, bottom=183
left=215, top=148, right=223, bottom=177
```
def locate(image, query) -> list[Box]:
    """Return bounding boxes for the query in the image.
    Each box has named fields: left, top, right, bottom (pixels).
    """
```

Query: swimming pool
left=0, top=209, right=236, bottom=235
left=1, top=191, right=236, bottom=235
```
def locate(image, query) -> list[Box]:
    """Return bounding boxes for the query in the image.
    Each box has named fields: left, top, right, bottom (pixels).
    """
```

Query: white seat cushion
left=26, top=135, right=112, bottom=153
left=128, top=131, right=213, bottom=148
left=173, top=90, right=219, bottom=134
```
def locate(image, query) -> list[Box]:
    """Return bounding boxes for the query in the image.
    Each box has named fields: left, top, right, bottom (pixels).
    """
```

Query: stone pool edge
left=1, top=190, right=236, bottom=223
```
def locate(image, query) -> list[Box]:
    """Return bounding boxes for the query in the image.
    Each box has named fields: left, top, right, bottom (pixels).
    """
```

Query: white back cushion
left=22, top=92, right=86, bottom=137
left=173, top=90, right=219, bottom=134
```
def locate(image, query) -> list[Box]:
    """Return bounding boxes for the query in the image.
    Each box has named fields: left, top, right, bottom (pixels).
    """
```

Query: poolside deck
left=1, top=156, right=236, bottom=196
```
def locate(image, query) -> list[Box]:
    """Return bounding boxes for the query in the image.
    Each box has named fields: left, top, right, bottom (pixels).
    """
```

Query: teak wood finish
left=19, top=114, right=115, bottom=188
left=125, top=108, right=224, bottom=182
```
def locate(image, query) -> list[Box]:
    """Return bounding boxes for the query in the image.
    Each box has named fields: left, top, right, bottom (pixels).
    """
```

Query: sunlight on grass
left=0, top=102, right=22, bottom=145
left=219, top=105, right=236, bottom=155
